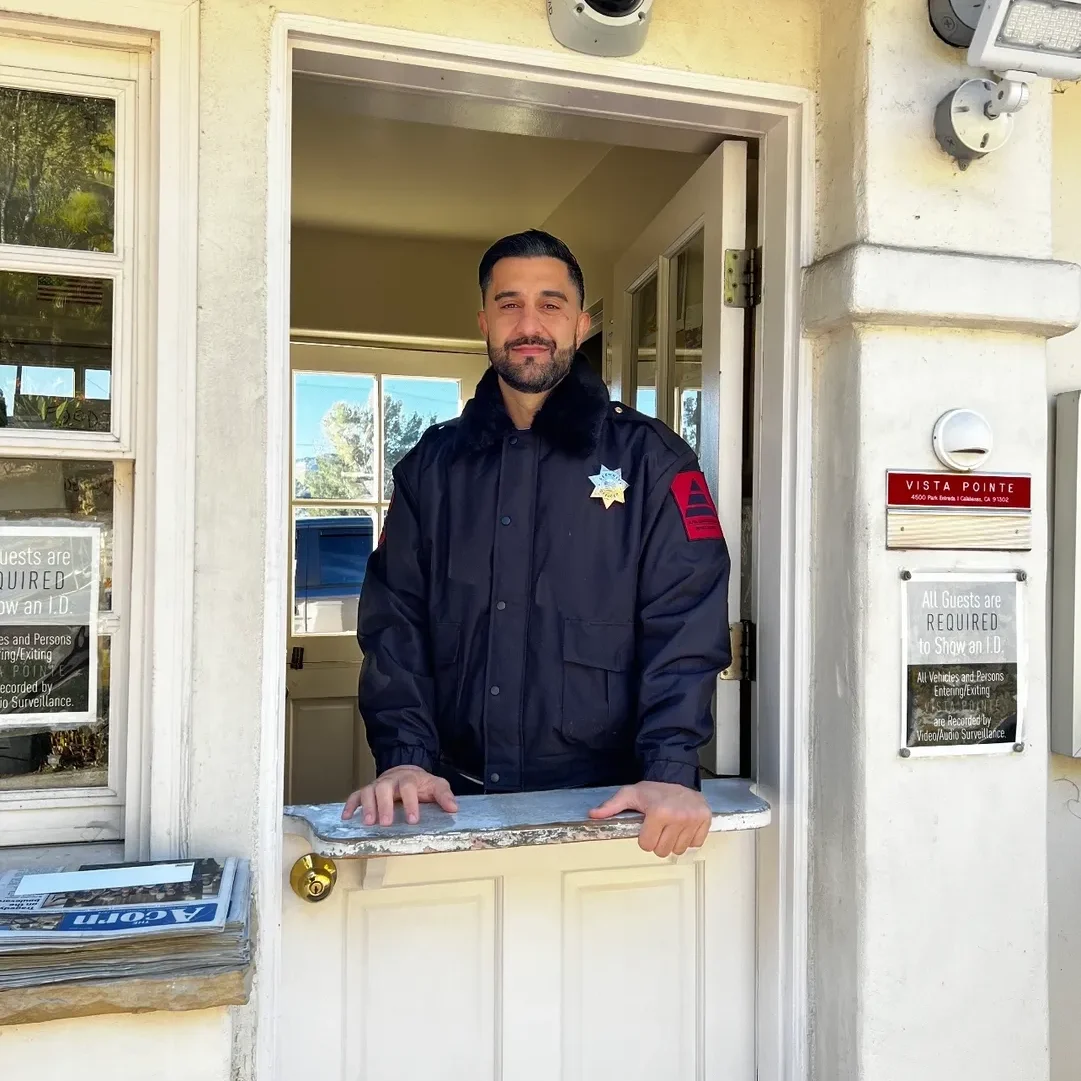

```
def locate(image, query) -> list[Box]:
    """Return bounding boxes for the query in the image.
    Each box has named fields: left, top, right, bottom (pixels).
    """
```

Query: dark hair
left=478, top=229, right=585, bottom=308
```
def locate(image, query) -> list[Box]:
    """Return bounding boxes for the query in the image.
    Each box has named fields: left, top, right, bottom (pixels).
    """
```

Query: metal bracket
left=720, top=620, right=756, bottom=682
left=724, top=248, right=761, bottom=308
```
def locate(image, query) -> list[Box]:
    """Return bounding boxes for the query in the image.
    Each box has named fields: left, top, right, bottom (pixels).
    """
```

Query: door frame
left=262, top=19, right=814, bottom=1081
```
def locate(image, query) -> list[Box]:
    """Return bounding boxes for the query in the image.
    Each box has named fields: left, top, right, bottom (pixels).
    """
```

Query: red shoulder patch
left=669, top=470, right=723, bottom=541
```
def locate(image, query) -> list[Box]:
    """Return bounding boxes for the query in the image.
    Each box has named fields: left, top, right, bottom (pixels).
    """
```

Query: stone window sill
left=0, top=966, right=251, bottom=1027
left=284, top=777, right=769, bottom=860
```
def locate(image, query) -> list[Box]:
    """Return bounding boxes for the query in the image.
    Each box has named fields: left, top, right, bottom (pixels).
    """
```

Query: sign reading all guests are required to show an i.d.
left=0, top=527, right=100, bottom=727
left=901, top=570, right=1024, bottom=756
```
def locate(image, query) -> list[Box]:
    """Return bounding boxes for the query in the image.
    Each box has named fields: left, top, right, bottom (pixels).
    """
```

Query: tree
left=0, top=86, right=114, bottom=250
left=300, top=395, right=437, bottom=502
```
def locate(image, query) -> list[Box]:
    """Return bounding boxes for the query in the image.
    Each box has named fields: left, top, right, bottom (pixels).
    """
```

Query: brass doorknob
left=289, top=853, right=337, bottom=902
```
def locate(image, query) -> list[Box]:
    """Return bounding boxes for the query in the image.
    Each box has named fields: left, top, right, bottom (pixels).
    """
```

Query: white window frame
left=0, top=6, right=197, bottom=854
left=289, top=335, right=489, bottom=643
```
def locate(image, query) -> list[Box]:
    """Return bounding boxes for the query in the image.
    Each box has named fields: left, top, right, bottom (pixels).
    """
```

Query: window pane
left=680, top=388, right=702, bottom=456
left=293, top=509, right=375, bottom=636
left=0, top=86, right=115, bottom=252
left=0, top=459, right=114, bottom=610
left=672, top=231, right=704, bottom=453
left=294, top=373, right=376, bottom=501
left=0, top=271, right=113, bottom=434
left=631, top=272, right=658, bottom=418
left=0, top=635, right=109, bottom=792
left=382, top=377, right=460, bottom=500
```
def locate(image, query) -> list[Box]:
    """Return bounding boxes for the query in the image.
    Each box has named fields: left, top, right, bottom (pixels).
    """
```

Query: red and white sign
left=886, top=471, right=1031, bottom=512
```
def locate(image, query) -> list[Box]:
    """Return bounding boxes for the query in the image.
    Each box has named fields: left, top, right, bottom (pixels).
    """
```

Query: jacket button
left=490, top=773, right=500, bottom=783
left=509, top=436, right=518, bottom=445
left=496, top=601, right=506, bottom=611
left=490, top=685, right=500, bottom=696
left=500, top=515, right=511, bottom=526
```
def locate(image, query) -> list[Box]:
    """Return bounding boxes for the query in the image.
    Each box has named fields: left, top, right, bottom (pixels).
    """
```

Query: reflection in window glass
left=631, top=273, right=658, bottom=419
left=0, top=458, right=114, bottom=610
left=382, top=377, right=459, bottom=499
left=294, top=373, right=377, bottom=502
left=85, top=369, right=110, bottom=400
left=0, top=635, right=110, bottom=792
left=680, top=388, right=702, bottom=456
left=0, top=86, right=115, bottom=252
left=673, top=232, right=703, bottom=453
left=293, top=509, right=375, bottom=635
left=0, top=271, right=113, bottom=433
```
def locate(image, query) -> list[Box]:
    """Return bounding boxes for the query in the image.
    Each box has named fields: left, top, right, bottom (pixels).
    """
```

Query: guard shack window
left=0, top=33, right=152, bottom=846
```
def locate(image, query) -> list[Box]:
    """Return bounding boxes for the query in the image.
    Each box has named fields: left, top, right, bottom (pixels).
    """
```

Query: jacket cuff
left=641, top=756, right=701, bottom=790
left=376, top=743, right=435, bottom=775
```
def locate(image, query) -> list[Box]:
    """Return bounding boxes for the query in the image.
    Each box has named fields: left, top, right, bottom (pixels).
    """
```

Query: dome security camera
left=547, top=0, right=655, bottom=57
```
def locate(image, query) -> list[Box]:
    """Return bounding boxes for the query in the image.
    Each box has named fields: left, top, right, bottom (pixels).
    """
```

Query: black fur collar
left=454, top=353, right=609, bottom=458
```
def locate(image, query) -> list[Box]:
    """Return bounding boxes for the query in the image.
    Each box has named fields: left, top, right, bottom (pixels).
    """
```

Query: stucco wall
left=1047, top=80, right=1081, bottom=1081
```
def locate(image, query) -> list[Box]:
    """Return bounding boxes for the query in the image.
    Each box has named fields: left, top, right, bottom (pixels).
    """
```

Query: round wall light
left=932, top=408, right=994, bottom=472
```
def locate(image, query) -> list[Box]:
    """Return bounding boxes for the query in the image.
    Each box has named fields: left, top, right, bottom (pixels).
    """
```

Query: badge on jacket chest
left=589, top=465, right=629, bottom=509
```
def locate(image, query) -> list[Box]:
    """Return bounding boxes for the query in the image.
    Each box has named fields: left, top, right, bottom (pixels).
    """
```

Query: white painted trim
left=263, top=17, right=814, bottom=1081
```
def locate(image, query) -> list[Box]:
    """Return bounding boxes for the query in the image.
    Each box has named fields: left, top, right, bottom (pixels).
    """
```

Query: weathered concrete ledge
left=0, top=966, right=251, bottom=1028
left=802, top=243, right=1081, bottom=337
left=284, top=778, right=769, bottom=859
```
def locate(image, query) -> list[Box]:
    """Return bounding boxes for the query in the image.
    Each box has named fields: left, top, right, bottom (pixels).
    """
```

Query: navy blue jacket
left=357, top=355, right=732, bottom=794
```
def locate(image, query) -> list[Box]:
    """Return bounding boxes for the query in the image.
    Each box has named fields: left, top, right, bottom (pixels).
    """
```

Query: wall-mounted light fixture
left=930, top=0, right=1081, bottom=166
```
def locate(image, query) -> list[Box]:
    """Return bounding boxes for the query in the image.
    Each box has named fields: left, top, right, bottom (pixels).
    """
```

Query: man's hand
left=588, top=780, right=712, bottom=857
left=341, top=765, right=458, bottom=826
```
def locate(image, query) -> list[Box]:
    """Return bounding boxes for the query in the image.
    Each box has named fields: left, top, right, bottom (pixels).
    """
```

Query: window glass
left=382, top=376, right=459, bottom=499
left=631, top=272, right=657, bottom=419
left=0, top=270, right=113, bottom=433
left=294, top=372, right=377, bottom=502
left=0, top=86, right=115, bottom=252
left=672, top=232, right=703, bottom=455
left=292, top=509, right=375, bottom=636
left=0, top=458, right=114, bottom=610
left=0, top=635, right=109, bottom=792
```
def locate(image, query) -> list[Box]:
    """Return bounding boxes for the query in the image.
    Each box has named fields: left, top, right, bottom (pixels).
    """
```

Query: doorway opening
left=283, top=73, right=760, bottom=807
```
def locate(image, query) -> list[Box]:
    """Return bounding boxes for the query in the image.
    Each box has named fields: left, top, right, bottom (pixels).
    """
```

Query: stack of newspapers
left=0, top=857, right=251, bottom=991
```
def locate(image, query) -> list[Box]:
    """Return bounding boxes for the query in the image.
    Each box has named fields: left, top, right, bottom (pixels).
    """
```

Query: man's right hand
left=341, top=765, right=458, bottom=826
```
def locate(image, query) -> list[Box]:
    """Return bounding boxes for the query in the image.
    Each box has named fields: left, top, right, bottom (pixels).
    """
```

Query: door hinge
left=720, top=620, right=756, bottom=682
left=723, top=247, right=762, bottom=308
left=289, top=646, right=305, bottom=670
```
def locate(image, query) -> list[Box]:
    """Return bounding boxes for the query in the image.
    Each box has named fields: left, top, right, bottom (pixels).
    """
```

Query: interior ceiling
left=291, top=75, right=713, bottom=247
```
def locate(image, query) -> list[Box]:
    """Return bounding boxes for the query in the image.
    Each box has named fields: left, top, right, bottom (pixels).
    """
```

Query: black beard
left=487, top=336, right=576, bottom=394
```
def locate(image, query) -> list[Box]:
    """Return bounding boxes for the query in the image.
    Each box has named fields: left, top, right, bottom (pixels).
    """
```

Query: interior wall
left=291, top=148, right=705, bottom=341
left=1047, top=79, right=1081, bottom=1081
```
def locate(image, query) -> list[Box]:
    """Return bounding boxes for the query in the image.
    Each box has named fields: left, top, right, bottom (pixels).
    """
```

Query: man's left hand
left=588, top=781, right=712, bottom=858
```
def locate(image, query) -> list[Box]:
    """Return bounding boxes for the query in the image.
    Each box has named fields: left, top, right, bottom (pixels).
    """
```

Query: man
left=342, top=229, right=732, bottom=858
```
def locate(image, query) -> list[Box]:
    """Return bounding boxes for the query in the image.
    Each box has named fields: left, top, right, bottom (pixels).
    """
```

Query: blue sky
left=293, top=372, right=461, bottom=462
left=0, top=364, right=111, bottom=406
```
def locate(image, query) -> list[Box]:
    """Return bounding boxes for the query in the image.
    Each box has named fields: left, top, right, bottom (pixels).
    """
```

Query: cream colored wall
left=1047, top=80, right=1081, bottom=1081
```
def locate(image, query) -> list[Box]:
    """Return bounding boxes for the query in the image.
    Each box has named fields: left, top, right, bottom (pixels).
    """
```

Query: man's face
left=478, top=256, right=592, bottom=394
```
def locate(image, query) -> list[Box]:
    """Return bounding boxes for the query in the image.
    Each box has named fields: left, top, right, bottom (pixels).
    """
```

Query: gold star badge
left=589, top=465, right=629, bottom=509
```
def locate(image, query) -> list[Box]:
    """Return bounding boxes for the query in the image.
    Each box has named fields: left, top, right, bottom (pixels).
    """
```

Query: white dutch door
left=280, top=139, right=756, bottom=1081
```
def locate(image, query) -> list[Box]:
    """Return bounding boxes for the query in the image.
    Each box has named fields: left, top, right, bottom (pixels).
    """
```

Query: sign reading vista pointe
left=886, top=470, right=1032, bottom=550
left=0, top=526, right=101, bottom=728
left=901, top=570, right=1024, bottom=756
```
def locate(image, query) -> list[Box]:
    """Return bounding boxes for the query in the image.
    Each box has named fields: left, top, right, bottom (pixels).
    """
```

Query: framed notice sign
left=900, top=570, right=1024, bottom=756
left=0, top=526, right=101, bottom=728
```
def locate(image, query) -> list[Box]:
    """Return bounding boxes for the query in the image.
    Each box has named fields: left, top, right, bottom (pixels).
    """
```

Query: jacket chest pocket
left=560, top=619, right=635, bottom=749
left=431, top=622, right=461, bottom=724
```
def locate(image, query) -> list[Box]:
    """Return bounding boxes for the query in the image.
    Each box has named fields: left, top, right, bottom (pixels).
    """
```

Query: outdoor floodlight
left=547, top=0, right=654, bottom=58
left=930, top=0, right=1081, bottom=165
